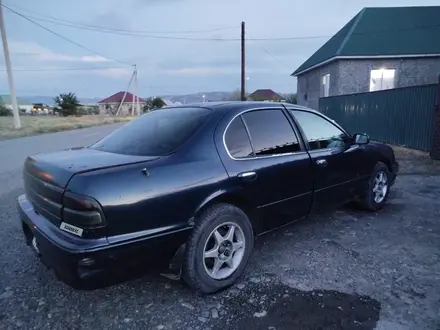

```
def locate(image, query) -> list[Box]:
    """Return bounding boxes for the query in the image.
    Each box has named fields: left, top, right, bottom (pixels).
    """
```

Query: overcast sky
left=1, top=0, right=439, bottom=98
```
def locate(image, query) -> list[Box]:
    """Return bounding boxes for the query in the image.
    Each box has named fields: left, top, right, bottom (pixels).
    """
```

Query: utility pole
left=240, top=21, right=246, bottom=101
left=116, top=69, right=135, bottom=116
left=0, top=0, right=20, bottom=128
left=131, top=66, right=135, bottom=116
left=134, top=67, right=140, bottom=116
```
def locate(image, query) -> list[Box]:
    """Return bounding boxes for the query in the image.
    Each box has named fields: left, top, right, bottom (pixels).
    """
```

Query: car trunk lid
left=23, top=147, right=159, bottom=227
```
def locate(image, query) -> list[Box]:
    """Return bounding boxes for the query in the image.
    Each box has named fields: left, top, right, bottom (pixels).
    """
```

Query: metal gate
left=319, top=84, right=438, bottom=151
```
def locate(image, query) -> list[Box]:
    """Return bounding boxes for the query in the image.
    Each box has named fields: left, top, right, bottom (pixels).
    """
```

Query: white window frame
left=369, top=68, right=395, bottom=92
left=321, top=74, right=330, bottom=97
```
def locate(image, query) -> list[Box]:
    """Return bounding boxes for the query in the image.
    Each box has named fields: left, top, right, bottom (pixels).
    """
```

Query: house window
left=321, top=74, right=330, bottom=97
left=369, top=69, right=395, bottom=92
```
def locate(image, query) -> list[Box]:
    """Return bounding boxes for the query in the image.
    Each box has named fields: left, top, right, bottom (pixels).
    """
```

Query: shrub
left=0, top=104, right=11, bottom=116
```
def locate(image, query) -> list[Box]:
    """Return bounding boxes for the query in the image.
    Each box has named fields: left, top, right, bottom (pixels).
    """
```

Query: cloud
left=94, top=67, right=132, bottom=78
left=4, top=40, right=130, bottom=84
left=133, top=0, right=184, bottom=6
left=163, top=66, right=238, bottom=77
left=81, top=55, right=111, bottom=63
left=10, top=41, right=111, bottom=63
left=8, top=0, right=440, bottom=97
left=91, top=11, right=133, bottom=30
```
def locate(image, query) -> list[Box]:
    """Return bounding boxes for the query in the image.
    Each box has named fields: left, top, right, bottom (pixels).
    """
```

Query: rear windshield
left=90, top=107, right=212, bottom=156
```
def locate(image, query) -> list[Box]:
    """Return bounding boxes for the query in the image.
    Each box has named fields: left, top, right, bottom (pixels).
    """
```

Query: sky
left=1, top=0, right=439, bottom=98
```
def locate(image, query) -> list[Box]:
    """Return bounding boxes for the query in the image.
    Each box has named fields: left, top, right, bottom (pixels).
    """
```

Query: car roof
left=166, top=101, right=349, bottom=135
left=163, top=101, right=316, bottom=116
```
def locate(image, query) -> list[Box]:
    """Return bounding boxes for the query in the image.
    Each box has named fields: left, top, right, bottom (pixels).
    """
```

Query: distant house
left=98, top=91, right=146, bottom=115
left=292, top=6, right=440, bottom=110
left=162, top=98, right=177, bottom=106
left=247, top=89, right=285, bottom=101
left=0, top=95, right=33, bottom=113
left=32, top=103, right=52, bottom=115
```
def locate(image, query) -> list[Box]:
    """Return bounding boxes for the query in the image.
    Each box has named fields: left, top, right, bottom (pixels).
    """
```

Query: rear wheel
left=357, top=162, right=391, bottom=211
left=182, top=203, right=254, bottom=294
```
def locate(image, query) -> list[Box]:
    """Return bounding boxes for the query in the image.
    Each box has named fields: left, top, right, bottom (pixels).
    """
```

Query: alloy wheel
left=202, top=222, right=245, bottom=280
left=373, top=171, right=388, bottom=203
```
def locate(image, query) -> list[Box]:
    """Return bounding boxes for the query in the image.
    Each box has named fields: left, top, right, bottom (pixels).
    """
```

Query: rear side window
left=224, top=117, right=254, bottom=158
left=90, top=107, right=211, bottom=156
left=242, top=109, right=301, bottom=156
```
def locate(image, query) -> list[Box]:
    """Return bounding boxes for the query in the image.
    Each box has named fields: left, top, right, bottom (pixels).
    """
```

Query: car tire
left=182, top=203, right=254, bottom=294
left=357, top=162, right=391, bottom=211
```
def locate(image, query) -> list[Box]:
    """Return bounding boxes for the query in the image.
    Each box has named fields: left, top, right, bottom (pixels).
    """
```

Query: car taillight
left=62, top=191, right=106, bottom=228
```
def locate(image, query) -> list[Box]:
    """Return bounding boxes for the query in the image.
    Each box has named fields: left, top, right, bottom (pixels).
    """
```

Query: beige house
left=98, top=91, right=146, bottom=115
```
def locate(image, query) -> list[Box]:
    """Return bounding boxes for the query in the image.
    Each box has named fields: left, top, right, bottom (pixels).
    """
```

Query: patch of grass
left=387, top=144, right=440, bottom=175
left=0, top=115, right=134, bottom=140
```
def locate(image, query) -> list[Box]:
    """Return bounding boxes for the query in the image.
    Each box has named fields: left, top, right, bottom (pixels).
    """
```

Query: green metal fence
left=319, top=84, right=438, bottom=151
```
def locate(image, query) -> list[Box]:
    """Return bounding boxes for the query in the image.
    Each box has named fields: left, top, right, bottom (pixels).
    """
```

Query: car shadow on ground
left=65, top=205, right=383, bottom=330
left=75, top=268, right=381, bottom=330
left=211, top=280, right=381, bottom=330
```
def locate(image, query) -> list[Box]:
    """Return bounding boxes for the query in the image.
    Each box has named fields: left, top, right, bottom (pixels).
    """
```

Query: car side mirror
left=353, top=133, right=370, bottom=145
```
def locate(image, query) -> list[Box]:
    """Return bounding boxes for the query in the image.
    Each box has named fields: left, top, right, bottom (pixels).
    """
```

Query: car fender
left=192, top=187, right=257, bottom=224
left=162, top=187, right=259, bottom=281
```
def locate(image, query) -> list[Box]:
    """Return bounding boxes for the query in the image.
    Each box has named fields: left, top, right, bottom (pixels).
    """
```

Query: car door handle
left=237, top=171, right=257, bottom=180
left=316, top=159, right=328, bottom=167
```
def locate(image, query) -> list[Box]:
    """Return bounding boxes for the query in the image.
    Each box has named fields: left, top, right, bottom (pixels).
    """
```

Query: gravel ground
left=0, top=174, right=439, bottom=329
left=0, top=132, right=439, bottom=330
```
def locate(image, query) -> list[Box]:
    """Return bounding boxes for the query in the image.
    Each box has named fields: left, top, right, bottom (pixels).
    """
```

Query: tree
left=143, top=97, right=166, bottom=113
left=53, top=92, right=81, bottom=116
left=152, top=97, right=166, bottom=109
left=285, top=93, right=297, bottom=104
left=0, top=103, right=11, bottom=116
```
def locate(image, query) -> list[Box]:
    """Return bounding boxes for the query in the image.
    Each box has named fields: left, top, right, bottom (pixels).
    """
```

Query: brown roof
left=98, top=91, right=146, bottom=104
left=248, top=89, right=284, bottom=101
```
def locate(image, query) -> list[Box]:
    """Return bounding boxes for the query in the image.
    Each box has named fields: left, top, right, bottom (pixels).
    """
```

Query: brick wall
left=296, top=61, right=340, bottom=110
left=338, top=57, right=440, bottom=94
left=296, top=57, right=440, bottom=110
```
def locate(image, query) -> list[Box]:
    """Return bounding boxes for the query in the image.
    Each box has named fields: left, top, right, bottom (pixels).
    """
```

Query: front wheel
left=182, top=203, right=254, bottom=294
left=357, top=162, right=391, bottom=211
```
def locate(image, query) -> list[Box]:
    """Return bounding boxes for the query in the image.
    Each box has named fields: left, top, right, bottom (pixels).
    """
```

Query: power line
left=0, top=66, right=131, bottom=72
left=2, top=4, right=132, bottom=65
left=14, top=12, right=330, bottom=41
left=5, top=3, right=440, bottom=42
left=15, top=13, right=244, bottom=41
left=247, top=36, right=292, bottom=70
left=4, top=3, right=330, bottom=41
left=23, top=15, right=240, bottom=40
left=4, top=2, right=239, bottom=35
left=4, top=2, right=440, bottom=42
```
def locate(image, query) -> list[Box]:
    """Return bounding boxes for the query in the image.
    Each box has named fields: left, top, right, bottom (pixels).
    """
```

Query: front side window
left=291, top=110, right=347, bottom=150
left=224, top=117, right=254, bottom=158
left=369, top=69, right=395, bottom=92
left=321, top=73, right=330, bottom=97
left=90, top=107, right=212, bottom=156
left=242, top=109, right=301, bottom=156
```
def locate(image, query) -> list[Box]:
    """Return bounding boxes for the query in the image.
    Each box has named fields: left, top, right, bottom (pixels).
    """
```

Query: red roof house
left=247, top=89, right=284, bottom=101
left=98, top=91, right=146, bottom=104
left=98, top=91, right=146, bottom=115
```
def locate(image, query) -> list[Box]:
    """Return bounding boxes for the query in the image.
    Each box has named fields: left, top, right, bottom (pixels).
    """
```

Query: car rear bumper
left=17, top=194, right=190, bottom=288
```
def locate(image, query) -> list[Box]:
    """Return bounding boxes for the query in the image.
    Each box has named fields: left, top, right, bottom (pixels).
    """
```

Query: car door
left=218, top=107, right=314, bottom=232
left=287, top=109, right=369, bottom=212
